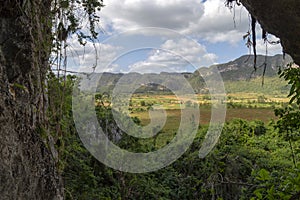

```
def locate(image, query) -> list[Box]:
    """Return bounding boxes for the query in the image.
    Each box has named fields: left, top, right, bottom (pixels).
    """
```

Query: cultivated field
left=129, top=93, right=290, bottom=134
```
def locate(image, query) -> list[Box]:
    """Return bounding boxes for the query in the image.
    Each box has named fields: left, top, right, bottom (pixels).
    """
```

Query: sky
left=67, top=0, right=283, bottom=74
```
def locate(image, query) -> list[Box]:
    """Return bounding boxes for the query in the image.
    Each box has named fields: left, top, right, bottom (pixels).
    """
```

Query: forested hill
left=196, top=54, right=292, bottom=81
left=87, top=54, right=292, bottom=94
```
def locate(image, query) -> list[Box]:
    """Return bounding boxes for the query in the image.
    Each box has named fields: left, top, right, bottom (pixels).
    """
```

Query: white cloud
left=99, top=0, right=249, bottom=44
left=100, top=0, right=205, bottom=33
left=183, top=0, right=249, bottom=43
left=65, top=0, right=283, bottom=74
left=128, top=38, right=217, bottom=73
left=202, top=30, right=245, bottom=44
left=256, top=34, right=283, bottom=55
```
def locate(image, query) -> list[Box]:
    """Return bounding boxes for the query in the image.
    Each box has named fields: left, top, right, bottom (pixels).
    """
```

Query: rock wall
left=0, top=1, right=63, bottom=199
left=241, top=0, right=300, bottom=65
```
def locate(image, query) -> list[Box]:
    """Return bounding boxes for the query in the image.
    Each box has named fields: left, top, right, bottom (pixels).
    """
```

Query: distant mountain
left=78, top=54, right=292, bottom=94
left=96, top=72, right=195, bottom=94
left=196, top=54, right=292, bottom=81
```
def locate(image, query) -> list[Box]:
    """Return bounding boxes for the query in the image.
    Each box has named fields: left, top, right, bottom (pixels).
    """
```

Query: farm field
left=129, top=93, right=290, bottom=134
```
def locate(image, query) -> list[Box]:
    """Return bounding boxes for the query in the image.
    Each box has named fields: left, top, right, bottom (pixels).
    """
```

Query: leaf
left=254, top=189, right=263, bottom=199
left=257, top=169, right=270, bottom=181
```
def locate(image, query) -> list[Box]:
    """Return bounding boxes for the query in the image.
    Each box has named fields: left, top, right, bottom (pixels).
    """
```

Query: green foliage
left=251, top=165, right=300, bottom=200
left=249, top=64, right=300, bottom=200
left=274, top=65, right=300, bottom=168
left=275, top=105, right=300, bottom=140
left=225, top=77, right=290, bottom=95
left=46, top=73, right=78, bottom=171
left=46, top=70, right=300, bottom=199
left=279, top=64, right=300, bottom=104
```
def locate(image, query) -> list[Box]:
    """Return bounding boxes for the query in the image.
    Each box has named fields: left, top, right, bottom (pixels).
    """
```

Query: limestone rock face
left=0, top=1, right=63, bottom=199
left=241, top=0, right=300, bottom=65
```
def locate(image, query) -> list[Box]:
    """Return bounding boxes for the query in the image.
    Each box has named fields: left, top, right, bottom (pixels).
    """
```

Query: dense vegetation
left=46, top=67, right=300, bottom=199
left=14, top=0, right=300, bottom=198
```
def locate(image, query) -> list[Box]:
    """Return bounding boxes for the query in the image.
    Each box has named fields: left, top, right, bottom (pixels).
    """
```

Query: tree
left=0, top=1, right=103, bottom=199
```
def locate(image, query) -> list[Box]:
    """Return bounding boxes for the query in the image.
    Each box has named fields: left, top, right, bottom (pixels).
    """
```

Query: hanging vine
left=225, top=0, right=282, bottom=86
left=251, top=15, right=257, bottom=70
left=48, top=0, right=104, bottom=168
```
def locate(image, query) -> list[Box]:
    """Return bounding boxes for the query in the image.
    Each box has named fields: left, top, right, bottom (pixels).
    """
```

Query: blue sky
left=67, top=0, right=282, bottom=74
